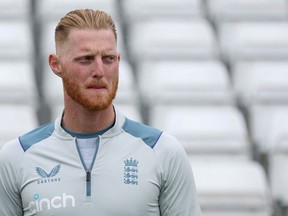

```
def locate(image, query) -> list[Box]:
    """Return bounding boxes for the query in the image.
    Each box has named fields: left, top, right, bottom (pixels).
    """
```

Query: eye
left=77, top=56, right=94, bottom=64
left=102, top=55, right=117, bottom=64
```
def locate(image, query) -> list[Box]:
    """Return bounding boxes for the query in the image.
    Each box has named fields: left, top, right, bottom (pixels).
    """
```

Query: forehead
left=59, top=29, right=117, bottom=54
left=69, top=28, right=116, bottom=41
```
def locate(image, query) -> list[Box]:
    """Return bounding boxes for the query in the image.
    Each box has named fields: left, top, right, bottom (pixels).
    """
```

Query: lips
left=85, top=82, right=108, bottom=94
left=87, top=85, right=106, bottom=89
left=86, top=81, right=107, bottom=90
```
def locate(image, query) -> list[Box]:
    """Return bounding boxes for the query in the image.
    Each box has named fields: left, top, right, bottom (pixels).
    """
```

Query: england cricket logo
left=124, top=158, right=139, bottom=185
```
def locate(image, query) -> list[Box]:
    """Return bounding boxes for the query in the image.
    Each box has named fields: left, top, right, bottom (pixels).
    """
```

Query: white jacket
left=0, top=108, right=201, bottom=216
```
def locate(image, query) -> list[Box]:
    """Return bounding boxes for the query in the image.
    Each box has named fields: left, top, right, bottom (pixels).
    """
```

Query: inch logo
left=29, top=193, right=76, bottom=213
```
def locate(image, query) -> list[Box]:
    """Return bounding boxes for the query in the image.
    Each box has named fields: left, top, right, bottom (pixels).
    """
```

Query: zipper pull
left=86, top=170, right=92, bottom=197
left=86, top=170, right=91, bottom=182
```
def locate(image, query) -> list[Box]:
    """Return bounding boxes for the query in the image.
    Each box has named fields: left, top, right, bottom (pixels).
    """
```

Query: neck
left=61, top=104, right=115, bottom=134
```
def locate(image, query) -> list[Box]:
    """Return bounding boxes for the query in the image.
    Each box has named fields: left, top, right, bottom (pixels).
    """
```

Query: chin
left=80, top=97, right=114, bottom=112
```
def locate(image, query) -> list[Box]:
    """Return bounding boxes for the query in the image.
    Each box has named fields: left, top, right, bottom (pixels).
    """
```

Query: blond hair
left=55, top=9, right=117, bottom=47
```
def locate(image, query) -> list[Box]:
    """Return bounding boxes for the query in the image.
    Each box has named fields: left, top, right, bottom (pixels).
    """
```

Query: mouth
left=87, top=85, right=106, bottom=89
left=85, top=79, right=109, bottom=93
left=86, top=84, right=107, bottom=94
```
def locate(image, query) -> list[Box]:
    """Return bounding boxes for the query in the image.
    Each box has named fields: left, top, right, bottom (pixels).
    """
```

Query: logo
left=36, top=164, right=61, bottom=184
left=29, top=193, right=76, bottom=213
left=124, top=158, right=139, bottom=185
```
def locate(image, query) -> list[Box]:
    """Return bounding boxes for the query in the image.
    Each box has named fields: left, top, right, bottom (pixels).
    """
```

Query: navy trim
left=63, top=122, right=113, bottom=139
left=19, top=122, right=55, bottom=152
left=122, top=118, right=162, bottom=149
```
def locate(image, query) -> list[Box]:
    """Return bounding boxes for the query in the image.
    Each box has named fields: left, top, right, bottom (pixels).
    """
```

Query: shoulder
left=0, top=139, right=24, bottom=174
left=121, top=117, right=187, bottom=160
left=18, top=122, right=55, bottom=152
left=122, top=117, right=184, bottom=153
left=122, top=118, right=162, bottom=149
left=156, top=132, right=186, bottom=157
left=154, top=132, right=191, bottom=177
left=0, top=122, right=55, bottom=160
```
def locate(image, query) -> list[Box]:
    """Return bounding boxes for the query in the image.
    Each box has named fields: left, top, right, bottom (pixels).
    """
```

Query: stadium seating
left=232, top=60, right=288, bottom=107
left=137, top=60, right=235, bottom=106
left=150, top=105, right=250, bottom=159
left=42, top=63, right=63, bottom=106
left=114, top=103, right=143, bottom=123
left=37, top=0, right=118, bottom=22
left=0, top=60, right=36, bottom=105
left=2, top=1, right=288, bottom=215
left=256, top=106, right=288, bottom=213
left=0, top=20, right=33, bottom=60
left=192, top=157, right=273, bottom=216
left=248, top=105, right=288, bottom=215
left=219, top=21, right=288, bottom=63
left=0, top=0, right=30, bottom=20
left=270, top=145, right=288, bottom=213
left=0, top=104, right=38, bottom=149
left=127, top=18, right=219, bottom=65
left=121, top=0, right=204, bottom=22
left=114, top=60, right=138, bottom=104
left=250, top=105, right=286, bottom=154
left=206, top=0, right=288, bottom=23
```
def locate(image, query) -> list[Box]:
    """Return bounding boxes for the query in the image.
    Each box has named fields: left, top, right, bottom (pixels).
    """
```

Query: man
left=0, top=9, right=201, bottom=215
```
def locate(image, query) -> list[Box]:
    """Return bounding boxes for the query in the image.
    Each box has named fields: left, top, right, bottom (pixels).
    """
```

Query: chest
left=20, top=139, right=162, bottom=215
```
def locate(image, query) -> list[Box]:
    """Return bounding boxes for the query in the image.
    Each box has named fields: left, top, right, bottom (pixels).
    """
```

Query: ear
left=117, top=52, right=121, bottom=62
left=48, top=54, right=62, bottom=77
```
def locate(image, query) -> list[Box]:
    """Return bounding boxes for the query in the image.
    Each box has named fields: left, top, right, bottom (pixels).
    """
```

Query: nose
left=91, top=56, right=104, bottom=78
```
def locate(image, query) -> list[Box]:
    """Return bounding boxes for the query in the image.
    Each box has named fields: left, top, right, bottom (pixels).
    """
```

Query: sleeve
left=157, top=133, right=202, bottom=216
left=0, top=140, right=24, bottom=216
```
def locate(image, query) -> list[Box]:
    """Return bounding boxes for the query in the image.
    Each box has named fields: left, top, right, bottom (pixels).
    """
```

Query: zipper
left=86, top=170, right=91, bottom=196
left=75, top=136, right=100, bottom=197
left=85, top=137, right=100, bottom=197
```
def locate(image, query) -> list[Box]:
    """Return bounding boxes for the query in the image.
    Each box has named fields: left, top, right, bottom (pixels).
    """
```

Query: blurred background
left=1, top=0, right=288, bottom=215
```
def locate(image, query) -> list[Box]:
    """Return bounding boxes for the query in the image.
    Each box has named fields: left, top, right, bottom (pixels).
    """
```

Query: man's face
left=56, top=29, right=119, bottom=111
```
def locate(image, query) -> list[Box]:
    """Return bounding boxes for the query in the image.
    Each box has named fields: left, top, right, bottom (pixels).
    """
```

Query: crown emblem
left=124, top=157, right=139, bottom=185
left=124, top=158, right=139, bottom=167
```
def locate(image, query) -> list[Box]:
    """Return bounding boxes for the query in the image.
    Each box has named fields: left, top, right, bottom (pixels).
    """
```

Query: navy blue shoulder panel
left=19, top=122, right=55, bottom=152
left=122, top=118, right=162, bottom=149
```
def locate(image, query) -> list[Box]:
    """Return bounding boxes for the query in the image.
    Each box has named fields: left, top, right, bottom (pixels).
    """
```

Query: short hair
left=55, top=9, right=117, bottom=48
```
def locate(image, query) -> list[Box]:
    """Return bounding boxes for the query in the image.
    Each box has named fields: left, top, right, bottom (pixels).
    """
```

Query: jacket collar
left=53, top=105, right=125, bottom=140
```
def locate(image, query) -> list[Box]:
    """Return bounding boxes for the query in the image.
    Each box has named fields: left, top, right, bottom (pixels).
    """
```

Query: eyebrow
left=71, top=52, right=118, bottom=63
